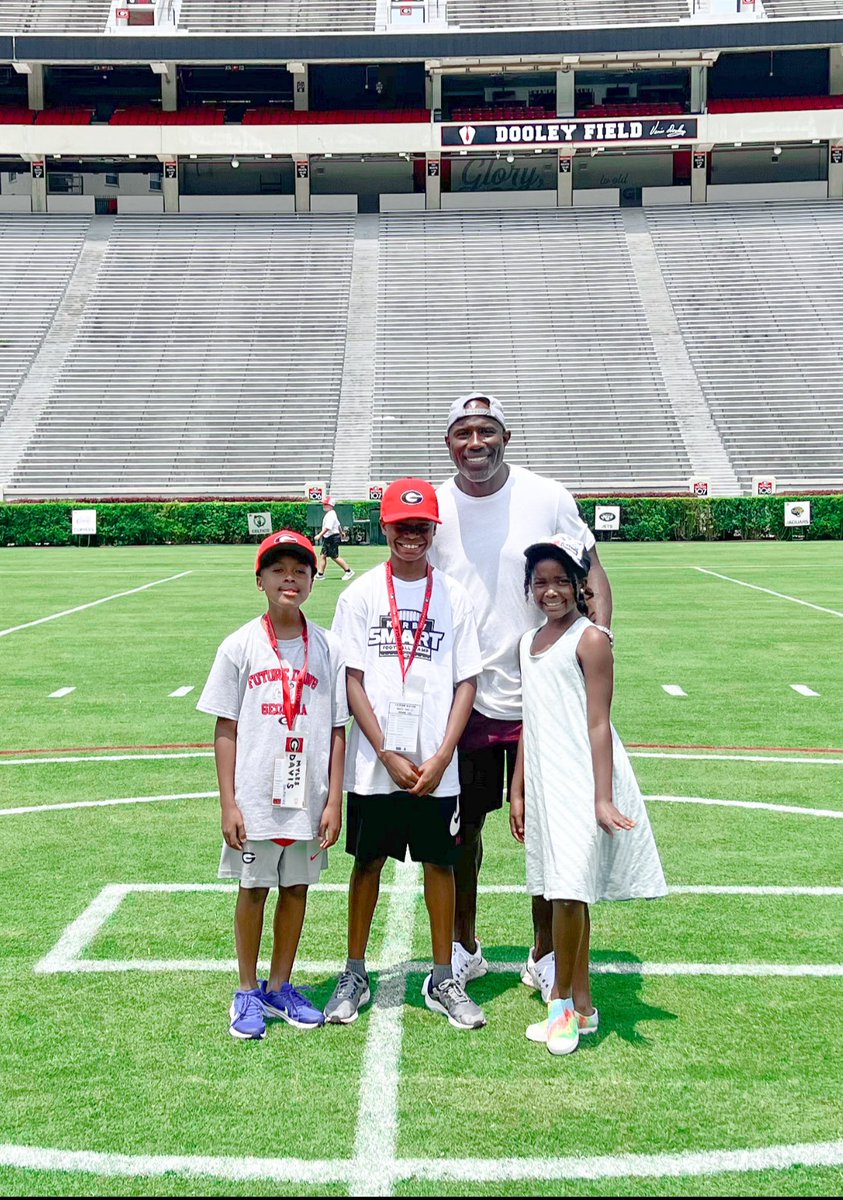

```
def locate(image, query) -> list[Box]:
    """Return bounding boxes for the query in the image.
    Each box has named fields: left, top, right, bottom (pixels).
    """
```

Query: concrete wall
left=380, top=193, right=425, bottom=211
left=310, top=194, right=358, bottom=212
left=707, top=181, right=829, bottom=202
left=178, top=195, right=296, bottom=213
left=643, top=185, right=692, bottom=205
left=47, top=195, right=96, bottom=213
left=117, top=195, right=165, bottom=213
left=573, top=188, right=620, bottom=208
left=0, top=195, right=31, bottom=212
left=441, top=190, right=556, bottom=210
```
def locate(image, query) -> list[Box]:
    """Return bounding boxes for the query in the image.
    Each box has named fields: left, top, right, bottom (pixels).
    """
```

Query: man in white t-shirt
left=315, top=497, right=355, bottom=582
left=428, top=392, right=612, bottom=999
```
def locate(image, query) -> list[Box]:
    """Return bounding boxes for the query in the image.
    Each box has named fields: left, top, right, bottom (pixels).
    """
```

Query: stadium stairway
left=624, top=210, right=740, bottom=497
left=329, top=215, right=379, bottom=499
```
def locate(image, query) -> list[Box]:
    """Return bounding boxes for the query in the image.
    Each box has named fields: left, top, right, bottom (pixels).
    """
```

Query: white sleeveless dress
left=519, top=616, right=668, bottom=904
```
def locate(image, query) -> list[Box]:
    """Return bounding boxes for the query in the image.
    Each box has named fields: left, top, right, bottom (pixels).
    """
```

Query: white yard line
left=0, top=572, right=193, bottom=638
left=646, top=794, right=843, bottom=819
left=169, top=686, right=195, bottom=698
left=692, top=567, right=843, bottom=619
left=34, top=885, right=129, bottom=975
left=350, top=857, right=420, bottom=1198
left=2, top=1139, right=840, bottom=1188
left=791, top=684, right=820, bottom=697
left=0, top=793, right=216, bottom=818
left=632, top=752, right=843, bottom=766
left=48, top=687, right=76, bottom=699
left=0, top=752, right=214, bottom=767
left=661, top=684, right=687, bottom=697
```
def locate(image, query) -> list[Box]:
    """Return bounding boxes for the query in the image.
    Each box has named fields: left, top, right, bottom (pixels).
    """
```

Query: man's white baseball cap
left=446, top=392, right=508, bottom=433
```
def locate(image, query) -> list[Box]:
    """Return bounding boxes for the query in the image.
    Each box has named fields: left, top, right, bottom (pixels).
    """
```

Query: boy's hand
left=596, top=797, right=636, bottom=837
left=319, top=801, right=342, bottom=850
left=221, top=803, right=247, bottom=851
left=379, top=750, right=421, bottom=791
left=407, top=750, right=449, bottom=797
left=509, top=792, right=525, bottom=843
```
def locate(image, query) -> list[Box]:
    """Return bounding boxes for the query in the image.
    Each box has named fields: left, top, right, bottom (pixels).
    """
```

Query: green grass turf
left=0, top=542, right=841, bottom=1196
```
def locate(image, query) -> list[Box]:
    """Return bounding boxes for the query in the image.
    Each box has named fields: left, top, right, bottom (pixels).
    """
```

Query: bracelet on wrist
left=593, top=623, right=614, bottom=646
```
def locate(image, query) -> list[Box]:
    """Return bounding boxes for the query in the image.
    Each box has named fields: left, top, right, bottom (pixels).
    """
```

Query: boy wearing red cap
left=325, top=480, right=487, bottom=1030
left=197, top=531, right=349, bottom=1040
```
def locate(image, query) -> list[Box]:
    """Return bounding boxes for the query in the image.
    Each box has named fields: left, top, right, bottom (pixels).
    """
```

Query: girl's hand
left=380, top=750, right=421, bottom=791
left=596, top=798, right=636, bottom=837
left=509, top=793, right=525, bottom=843
left=222, top=803, right=247, bottom=851
left=408, top=751, right=448, bottom=796
left=319, top=801, right=342, bottom=850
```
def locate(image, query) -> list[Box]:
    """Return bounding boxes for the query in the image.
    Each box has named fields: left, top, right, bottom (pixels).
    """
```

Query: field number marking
left=169, top=686, right=195, bottom=698
left=662, top=684, right=687, bottom=697
left=791, top=684, right=820, bottom=697
left=692, top=567, right=843, bottom=619
left=48, top=687, right=76, bottom=699
left=0, top=572, right=193, bottom=638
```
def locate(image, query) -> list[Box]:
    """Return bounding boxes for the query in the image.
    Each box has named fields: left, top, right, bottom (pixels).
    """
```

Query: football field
left=0, top=541, right=841, bottom=1197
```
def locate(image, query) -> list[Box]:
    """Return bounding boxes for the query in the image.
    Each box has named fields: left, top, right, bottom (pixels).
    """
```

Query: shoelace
left=435, top=978, right=471, bottom=1006
left=333, top=971, right=365, bottom=1001
left=237, top=990, right=264, bottom=1021
left=283, top=983, right=317, bottom=1014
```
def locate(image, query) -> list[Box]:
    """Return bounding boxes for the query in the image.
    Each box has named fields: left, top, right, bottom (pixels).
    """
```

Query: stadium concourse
left=0, top=201, right=842, bottom=501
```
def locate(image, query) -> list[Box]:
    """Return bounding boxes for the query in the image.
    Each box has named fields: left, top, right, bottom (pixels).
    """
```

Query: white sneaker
left=521, top=947, right=555, bottom=1003
left=526, top=1008, right=598, bottom=1042
left=342, top=570, right=355, bottom=581
left=315, top=573, right=325, bottom=581
left=451, top=940, right=489, bottom=989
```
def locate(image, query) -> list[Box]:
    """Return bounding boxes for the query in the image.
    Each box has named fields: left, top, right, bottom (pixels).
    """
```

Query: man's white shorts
left=219, top=838, right=326, bottom=888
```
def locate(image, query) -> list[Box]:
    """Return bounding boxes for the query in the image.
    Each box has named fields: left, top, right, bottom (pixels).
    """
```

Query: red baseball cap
left=255, top=530, right=317, bottom=573
left=380, top=478, right=441, bottom=525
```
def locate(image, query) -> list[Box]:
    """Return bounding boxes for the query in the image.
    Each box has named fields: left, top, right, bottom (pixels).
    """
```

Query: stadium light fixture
left=733, top=142, right=742, bottom=148
left=561, top=55, right=579, bottom=65
left=12, top=61, right=32, bottom=74
left=286, top=62, right=306, bottom=74
left=264, top=153, right=273, bottom=159
left=506, top=153, right=515, bottom=163
left=231, top=157, right=240, bottom=168
left=150, top=62, right=169, bottom=76
left=773, top=145, right=782, bottom=156
left=189, top=153, right=198, bottom=159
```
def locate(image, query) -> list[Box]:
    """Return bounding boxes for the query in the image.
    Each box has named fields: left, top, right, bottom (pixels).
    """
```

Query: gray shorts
left=219, top=837, right=326, bottom=888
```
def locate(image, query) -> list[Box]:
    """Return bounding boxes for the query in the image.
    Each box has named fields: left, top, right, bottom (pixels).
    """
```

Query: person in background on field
left=316, top=497, right=355, bottom=582
left=427, top=392, right=613, bottom=1001
left=197, top=531, right=348, bottom=1040
left=324, top=478, right=487, bottom=1030
left=510, top=535, right=666, bottom=1056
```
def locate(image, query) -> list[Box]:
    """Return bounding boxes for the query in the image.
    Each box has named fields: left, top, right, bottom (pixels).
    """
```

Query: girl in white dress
left=510, top=535, right=667, bottom=1056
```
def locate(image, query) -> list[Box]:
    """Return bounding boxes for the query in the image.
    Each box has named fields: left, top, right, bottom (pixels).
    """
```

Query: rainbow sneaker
left=577, top=1007, right=599, bottom=1036
left=546, top=998, right=579, bottom=1056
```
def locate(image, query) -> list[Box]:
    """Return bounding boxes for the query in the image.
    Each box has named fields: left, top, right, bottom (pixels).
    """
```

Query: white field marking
left=662, top=684, right=687, bottom=697
left=632, top=752, right=843, bottom=766
left=398, top=1139, right=843, bottom=1183
left=484, top=962, right=843, bottom=978
left=646, top=794, right=843, bottom=819
left=169, top=686, right=195, bottom=698
left=48, top=687, right=76, bottom=699
left=791, top=684, right=820, bottom=697
left=0, top=751, right=214, bottom=767
left=31, top=881, right=843, bottom=897
left=0, top=792, right=216, bottom=818
left=34, top=885, right=129, bottom=975
left=692, top=566, right=843, bottom=619
left=0, top=571, right=193, bottom=638
left=350, top=856, right=420, bottom=1199
left=2, top=1139, right=841, bottom=1189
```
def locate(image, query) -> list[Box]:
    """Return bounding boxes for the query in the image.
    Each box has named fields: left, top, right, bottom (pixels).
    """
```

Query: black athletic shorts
left=346, top=791, right=461, bottom=868
left=457, top=743, right=519, bottom=826
left=321, top=533, right=342, bottom=559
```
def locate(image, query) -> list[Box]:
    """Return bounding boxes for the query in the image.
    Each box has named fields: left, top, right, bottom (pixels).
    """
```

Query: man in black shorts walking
left=315, top=497, right=355, bottom=582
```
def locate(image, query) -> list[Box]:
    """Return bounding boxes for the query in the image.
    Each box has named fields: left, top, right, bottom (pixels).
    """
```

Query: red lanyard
left=385, top=562, right=434, bottom=687
left=262, top=612, right=309, bottom=732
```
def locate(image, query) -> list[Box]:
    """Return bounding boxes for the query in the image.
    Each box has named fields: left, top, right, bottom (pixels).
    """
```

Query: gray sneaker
left=423, top=975, right=487, bottom=1030
left=324, top=970, right=370, bottom=1024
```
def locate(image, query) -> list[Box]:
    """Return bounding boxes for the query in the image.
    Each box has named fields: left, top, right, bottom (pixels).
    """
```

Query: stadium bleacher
left=371, top=208, right=693, bottom=492
left=177, top=1, right=378, bottom=34
left=0, top=1, right=110, bottom=32
left=6, top=215, right=355, bottom=498
left=763, top=1, right=843, bottom=17
left=446, top=0, right=691, bottom=29
left=647, top=201, right=843, bottom=492
left=0, top=216, right=89, bottom=425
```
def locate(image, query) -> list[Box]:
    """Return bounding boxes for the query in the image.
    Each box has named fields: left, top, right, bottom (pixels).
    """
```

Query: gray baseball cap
left=446, top=392, right=508, bottom=433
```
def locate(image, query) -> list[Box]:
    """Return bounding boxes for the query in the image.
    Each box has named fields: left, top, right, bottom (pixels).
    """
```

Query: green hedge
left=0, top=496, right=840, bottom=547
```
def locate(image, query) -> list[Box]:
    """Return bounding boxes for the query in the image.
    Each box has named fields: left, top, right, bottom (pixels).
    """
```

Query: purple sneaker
left=260, top=981, right=325, bottom=1029
left=229, top=987, right=266, bottom=1040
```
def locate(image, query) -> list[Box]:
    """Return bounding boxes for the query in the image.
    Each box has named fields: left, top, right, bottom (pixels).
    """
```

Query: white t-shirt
left=321, top=509, right=341, bottom=537
left=197, top=616, right=349, bottom=842
left=428, top=464, right=595, bottom=722
left=331, top=563, right=483, bottom=797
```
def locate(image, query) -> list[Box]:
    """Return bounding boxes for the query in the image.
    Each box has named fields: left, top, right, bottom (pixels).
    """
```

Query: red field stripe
left=1, top=740, right=843, bottom=757
left=628, top=742, right=843, bottom=755
left=0, top=742, right=213, bottom=757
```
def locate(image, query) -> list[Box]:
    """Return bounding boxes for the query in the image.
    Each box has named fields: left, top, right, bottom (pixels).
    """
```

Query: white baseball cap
left=446, top=392, right=507, bottom=433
